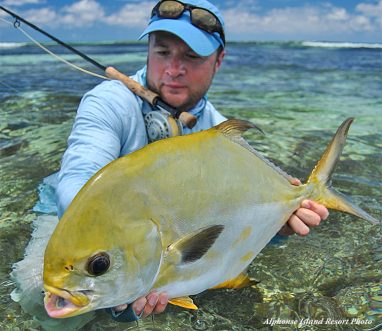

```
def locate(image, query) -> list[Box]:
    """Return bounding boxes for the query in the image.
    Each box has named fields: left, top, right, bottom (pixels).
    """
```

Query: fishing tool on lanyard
left=0, top=5, right=197, bottom=143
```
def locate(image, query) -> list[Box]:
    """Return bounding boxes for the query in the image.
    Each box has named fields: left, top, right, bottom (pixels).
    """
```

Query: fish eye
left=87, top=252, right=110, bottom=276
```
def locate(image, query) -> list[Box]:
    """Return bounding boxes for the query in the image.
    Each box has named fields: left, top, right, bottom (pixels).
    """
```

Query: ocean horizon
left=2, top=39, right=382, bottom=49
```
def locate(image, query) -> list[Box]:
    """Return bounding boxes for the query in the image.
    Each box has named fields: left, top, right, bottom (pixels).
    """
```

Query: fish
left=42, top=118, right=379, bottom=318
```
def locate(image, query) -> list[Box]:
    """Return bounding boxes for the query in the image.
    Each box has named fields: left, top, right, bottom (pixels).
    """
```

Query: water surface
left=0, top=41, right=381, bottom=330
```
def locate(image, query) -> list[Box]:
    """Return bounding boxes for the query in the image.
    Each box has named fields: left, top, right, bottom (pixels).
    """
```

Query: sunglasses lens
left=192, top=8, right=218, bottom=33
left=154, top=1, right=225, bottom=44
left=158, top=1, right=184, bottom=18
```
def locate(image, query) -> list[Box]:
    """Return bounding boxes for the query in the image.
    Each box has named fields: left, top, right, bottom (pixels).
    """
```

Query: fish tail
left=306, top=118, right=380, bottom=225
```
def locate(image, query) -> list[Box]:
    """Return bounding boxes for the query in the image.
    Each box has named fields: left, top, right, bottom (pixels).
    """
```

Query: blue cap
left=139, top=0, right=225, bottom=56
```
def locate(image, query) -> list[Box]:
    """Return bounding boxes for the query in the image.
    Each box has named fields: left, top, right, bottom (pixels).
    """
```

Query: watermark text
left=263, top=317, right=373, bottom=327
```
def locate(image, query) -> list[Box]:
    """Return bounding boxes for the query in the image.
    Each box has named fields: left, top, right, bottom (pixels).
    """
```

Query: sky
left=0, top=0, right=381, bottom=43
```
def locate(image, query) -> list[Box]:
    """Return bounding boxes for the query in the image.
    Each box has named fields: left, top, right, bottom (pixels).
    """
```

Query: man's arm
left=56, top=81, right=146, bottom=217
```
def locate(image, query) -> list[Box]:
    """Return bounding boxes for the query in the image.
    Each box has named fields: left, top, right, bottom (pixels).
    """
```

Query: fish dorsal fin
left=214, top=119, right=263, bottom=138
left=308, top=118, right=353, bottom=185
left=168, top=296, right=198, bottom=310
left=214, top=119, right=295, bottom=184
left=166, top=225, right=224, bottom=264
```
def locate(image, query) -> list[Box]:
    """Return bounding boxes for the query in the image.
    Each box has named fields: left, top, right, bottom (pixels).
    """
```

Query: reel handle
left=178, top=112, right=197, bottom=129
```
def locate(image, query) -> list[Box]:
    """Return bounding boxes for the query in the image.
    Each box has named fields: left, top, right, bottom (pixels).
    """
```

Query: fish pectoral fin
left=169, top=296, right=198, bottom=310
left=211, top=272, right=259, bottom=290
left=166, top=225, right=224, bottom=264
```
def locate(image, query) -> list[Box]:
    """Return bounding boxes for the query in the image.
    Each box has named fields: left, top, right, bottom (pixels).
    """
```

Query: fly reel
left=144, top=110, right=183, bottom=143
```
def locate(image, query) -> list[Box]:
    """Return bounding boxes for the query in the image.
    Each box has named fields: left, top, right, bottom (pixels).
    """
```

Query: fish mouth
left=44, top=284, right=92, bottom=318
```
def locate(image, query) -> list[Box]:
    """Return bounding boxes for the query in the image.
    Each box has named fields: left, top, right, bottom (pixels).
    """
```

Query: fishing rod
left=0, top=5, right=196, bottom=129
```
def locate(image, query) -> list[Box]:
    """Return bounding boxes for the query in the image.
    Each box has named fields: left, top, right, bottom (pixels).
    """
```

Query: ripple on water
left=0, top=42, right=381, bottom=330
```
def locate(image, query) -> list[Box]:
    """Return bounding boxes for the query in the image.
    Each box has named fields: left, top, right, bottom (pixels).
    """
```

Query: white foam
left=302, top=41, right=382, bottom=49
left=0, top=42, right=27, bottom=49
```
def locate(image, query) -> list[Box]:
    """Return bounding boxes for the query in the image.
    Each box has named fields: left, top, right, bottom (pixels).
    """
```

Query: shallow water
left=0, top=41, right=381, bottom=330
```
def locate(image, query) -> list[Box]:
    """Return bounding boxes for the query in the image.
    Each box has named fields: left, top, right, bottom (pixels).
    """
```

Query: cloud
left=1, top=0, right=44, bottom=6
left=103, top=1, right=154, bottom=28
left=2, top=0, right=381, bottom=41
left=60, top=0, right=105, bottom=27
left=3, top=0, right=153, bottom=29
left=356, top=0, right=382, bottom=27
left=222, top=1, right=382, bottom=40
left=23, top=7, right=58, bottom=26
left=2, top=0, right=103, bottom=28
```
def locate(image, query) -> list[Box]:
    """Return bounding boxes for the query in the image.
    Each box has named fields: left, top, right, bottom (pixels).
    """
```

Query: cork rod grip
left=105, top=66, right=158, bottom=105
left=105, top=66, right=197, bottom=129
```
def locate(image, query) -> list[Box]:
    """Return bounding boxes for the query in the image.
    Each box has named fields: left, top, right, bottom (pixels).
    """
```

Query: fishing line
left=0, top=5, right=106, bottom=71
left=0, top=6, right=197, bottom=129
left=0, top=80, right=21, bottom=93
left=17, top=26, right=108, bottom=80
left=0, top=17, right=108, bottom=81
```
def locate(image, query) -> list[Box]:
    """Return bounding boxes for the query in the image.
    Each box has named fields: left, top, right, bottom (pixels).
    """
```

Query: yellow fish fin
left=166, top=225, right=224, bottom=264
left=211, top=272, right=258, bottom=290
left=214, top=120, right=296, bottom=183
left=306, top=118, right=380, bottom=224
left=168, top=296, right=198, bottom=310
left=214, top=119, right=263, bottom=138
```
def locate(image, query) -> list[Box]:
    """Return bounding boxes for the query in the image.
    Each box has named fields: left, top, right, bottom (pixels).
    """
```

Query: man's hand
left=279, top=178, right=329, bottom=236
left=113, top=291, right=168, bottom=319
left=280, top=199, right=329, bottom=236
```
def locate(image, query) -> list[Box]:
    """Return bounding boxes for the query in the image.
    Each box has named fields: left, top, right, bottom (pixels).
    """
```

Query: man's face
left=146, top=31, right=224, bottom=112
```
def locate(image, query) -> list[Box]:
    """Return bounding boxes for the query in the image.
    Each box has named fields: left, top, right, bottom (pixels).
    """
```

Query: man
left=56, top=0, right=328, bottom=322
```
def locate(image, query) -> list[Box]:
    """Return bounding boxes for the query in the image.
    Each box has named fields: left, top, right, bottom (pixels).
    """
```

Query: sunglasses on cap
left=151, top=0, right=226, bottom=45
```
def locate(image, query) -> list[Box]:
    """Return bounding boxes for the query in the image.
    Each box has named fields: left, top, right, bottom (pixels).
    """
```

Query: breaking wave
left=301, top=41, right=382, bottom=49
left=0, top=42, right=28, bottom=49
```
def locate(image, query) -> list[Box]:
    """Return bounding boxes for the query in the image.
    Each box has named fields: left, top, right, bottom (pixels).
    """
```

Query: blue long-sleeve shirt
left=56, top=67, right=227, bottom=218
